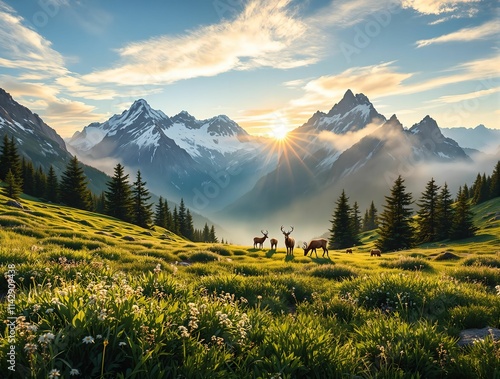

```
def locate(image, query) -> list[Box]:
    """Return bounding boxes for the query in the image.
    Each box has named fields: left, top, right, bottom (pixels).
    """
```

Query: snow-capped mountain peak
left=298, top=89, right=386, bottom=134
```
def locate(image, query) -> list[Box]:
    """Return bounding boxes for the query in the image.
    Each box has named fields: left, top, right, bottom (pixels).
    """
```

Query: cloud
left=401, top=0, right=480, bottom=16
left=289, top=62, right=413, bottom=112
left=83, top=0, right=319, bottom=86
left=318, top=122, right=383, bottom=151
left=0, top=1, right=67, bottom=76
left=432, top=87, right=500, bottom=104
left=416, top=20, right=500, bottom=47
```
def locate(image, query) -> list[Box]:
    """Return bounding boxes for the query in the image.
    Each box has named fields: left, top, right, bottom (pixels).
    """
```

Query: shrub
left=449, top=266, right=500, bottom=288
left=354, top=316, right=459, bottom=378
left=449, top=305, right=494, bottom=329
left=380, top=256, right=433, bottom=271
left=463, top=256, right=500, bottom=268
left=309, top=264, right=358, bottom=280
left=188, top=251, right=221, bottom=263
left=207, top=245, right=232, bottom=257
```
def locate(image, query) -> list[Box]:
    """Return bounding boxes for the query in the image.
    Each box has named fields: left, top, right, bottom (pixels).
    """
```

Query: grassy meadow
left=1, top=191, right=499, bottom=378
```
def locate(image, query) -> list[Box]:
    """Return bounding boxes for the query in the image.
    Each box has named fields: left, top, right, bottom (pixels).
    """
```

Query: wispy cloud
left=431, top=87, right=500, bottom=104
left=83, top=0, right=320, bottom=86
left=0, top=1, right=67, bottom=76
left=416, top=20, right=500, bottom=47
left=401, top=0, right=480, bottom=16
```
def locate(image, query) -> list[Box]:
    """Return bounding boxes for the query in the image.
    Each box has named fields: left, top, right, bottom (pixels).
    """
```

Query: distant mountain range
left=67, top=99, right=278, bottom=212
left=2, top=86, right=498, bottom=242
left=441, top=125, right=500, bottom=153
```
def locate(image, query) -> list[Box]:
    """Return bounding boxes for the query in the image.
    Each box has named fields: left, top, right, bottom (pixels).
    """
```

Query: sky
left=0, top=0, right=498, bottom=138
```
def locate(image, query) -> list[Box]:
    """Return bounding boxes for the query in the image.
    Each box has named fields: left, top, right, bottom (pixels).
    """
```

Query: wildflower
left=45, top=308, right=54, bottom=314
left=118, top=341, right=126, bottom=347
left=48, top=369, right=61, bottom=378
left=153, top=263, right=161, bottom=274
left=38, top=332, right=55, bottom=344
left=96, top=334, right=102, bottom=339
left=179, top=326, right=190, bottom=338
left=82, top=336, right=95, bottom=344
left=26, top=324, right=38, bottom=333
left=32, top=304, right=41, bottom=312
left=69, top=369, right=80, bottom=376
left=24, top=343, right=38, bottom=353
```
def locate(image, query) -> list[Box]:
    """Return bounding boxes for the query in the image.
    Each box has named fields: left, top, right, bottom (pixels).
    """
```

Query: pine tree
left=178, top=199, right=187, bottom=237
left=450, top=188, right=478, bottom=240
left=209, top=225, right=218, bottom=243
left=185, top=210, right=195, bottom=240
left=172, top=207, right=180, bottom=235
left=3, top=169, right=22, bottom=199
left=59, top=156, right=91, bottom=210
left=462, top=183, right=470, bottom=199
left=376, top=176, right=414, bottom=252
left=22, top=158, right=35, bottom=196
left=105, top=163, right=133, bottom=222
left=436, top=183, right=454, bottom=240
left=46, top=166, right=59, bottom=203
left=329, top=190, right=356, bottom=249
left=0, top=134, right=10, bottom=181
left=94, top=192, right=106, bottom=214
left=350, top=201, right=361, bottom=240
left=490, top=161, right=500, bottom=199
left=131, top=170, right=153, bottom=228
left=473, top=173, right=489, bottom=204
left=34, top=166, right=47, bottom=198
left=202, top=223, right=210, bottom=242
left=155, top=197, right=167, bottom=228
left=416, top=178, right=440, bottom=244
left=362, top=209, right=370, bottom=232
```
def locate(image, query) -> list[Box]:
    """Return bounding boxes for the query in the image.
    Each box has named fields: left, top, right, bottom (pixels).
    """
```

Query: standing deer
left=253, top=230, right=269, bottom=249
left=281, top=226, right=295, bottom=255
left=270, top=238, right=278, bottom=250
left=302, top=239, right=329, bottom=258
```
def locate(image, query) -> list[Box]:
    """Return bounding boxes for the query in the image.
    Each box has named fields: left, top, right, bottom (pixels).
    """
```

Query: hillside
left=0, top=193, right=499, bottom=378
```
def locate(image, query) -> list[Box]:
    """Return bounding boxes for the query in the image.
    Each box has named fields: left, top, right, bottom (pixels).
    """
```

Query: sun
left=272, top=124, right=289, bottom=141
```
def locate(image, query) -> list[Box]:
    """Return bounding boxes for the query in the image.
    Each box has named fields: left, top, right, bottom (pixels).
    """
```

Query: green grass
left=1, top=193, right=499, bottom=378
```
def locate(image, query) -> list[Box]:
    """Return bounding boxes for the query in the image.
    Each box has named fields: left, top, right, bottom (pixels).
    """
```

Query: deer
left=345, top=248, right=353, bottom=254
left=370, top=249, right=381, bottom=257
left=302, top=239, right=329, bottom=258
left=281, top=226, right=295, bottom=255
left=270, top=238, right=278, bottom=250
left=253, top=230, right=269, bottom=249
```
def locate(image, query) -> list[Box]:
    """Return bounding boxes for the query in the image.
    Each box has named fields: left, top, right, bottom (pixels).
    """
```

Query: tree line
left=329, top=160, right=499, bottom=251
left=0, top=135, right=218, bottom=243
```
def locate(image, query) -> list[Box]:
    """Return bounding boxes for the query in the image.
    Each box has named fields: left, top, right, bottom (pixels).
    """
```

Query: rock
left=458, top=327, right=500, bottom=347
left=5, top=200, right=23, bottom=209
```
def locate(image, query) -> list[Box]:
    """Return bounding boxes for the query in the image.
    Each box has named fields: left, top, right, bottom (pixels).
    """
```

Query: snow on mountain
left=68, top=99, right=276, bottom=211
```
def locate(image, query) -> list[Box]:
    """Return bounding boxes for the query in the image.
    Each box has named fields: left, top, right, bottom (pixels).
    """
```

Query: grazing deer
left=281, top=226, right=295, bottom=255
left=303, top=239, right=329, bottom=258
left=370, top=249, right=381, bottom=257
left=253, top=230, right=269, bottom=249
left=270, top=238, right=278, bottom=250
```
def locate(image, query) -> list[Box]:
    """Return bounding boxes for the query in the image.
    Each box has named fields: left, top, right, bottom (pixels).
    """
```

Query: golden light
left=272, top=124, right=289, bottom=140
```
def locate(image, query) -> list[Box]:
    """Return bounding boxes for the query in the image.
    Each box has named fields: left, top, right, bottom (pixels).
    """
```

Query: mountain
left=441, top=125, right=500, bottom=153
left=222, top=93, right=474, bottom=240
left=0, top=88, right=110, bottom=193
left=68, top=100, right=278, bottom=212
